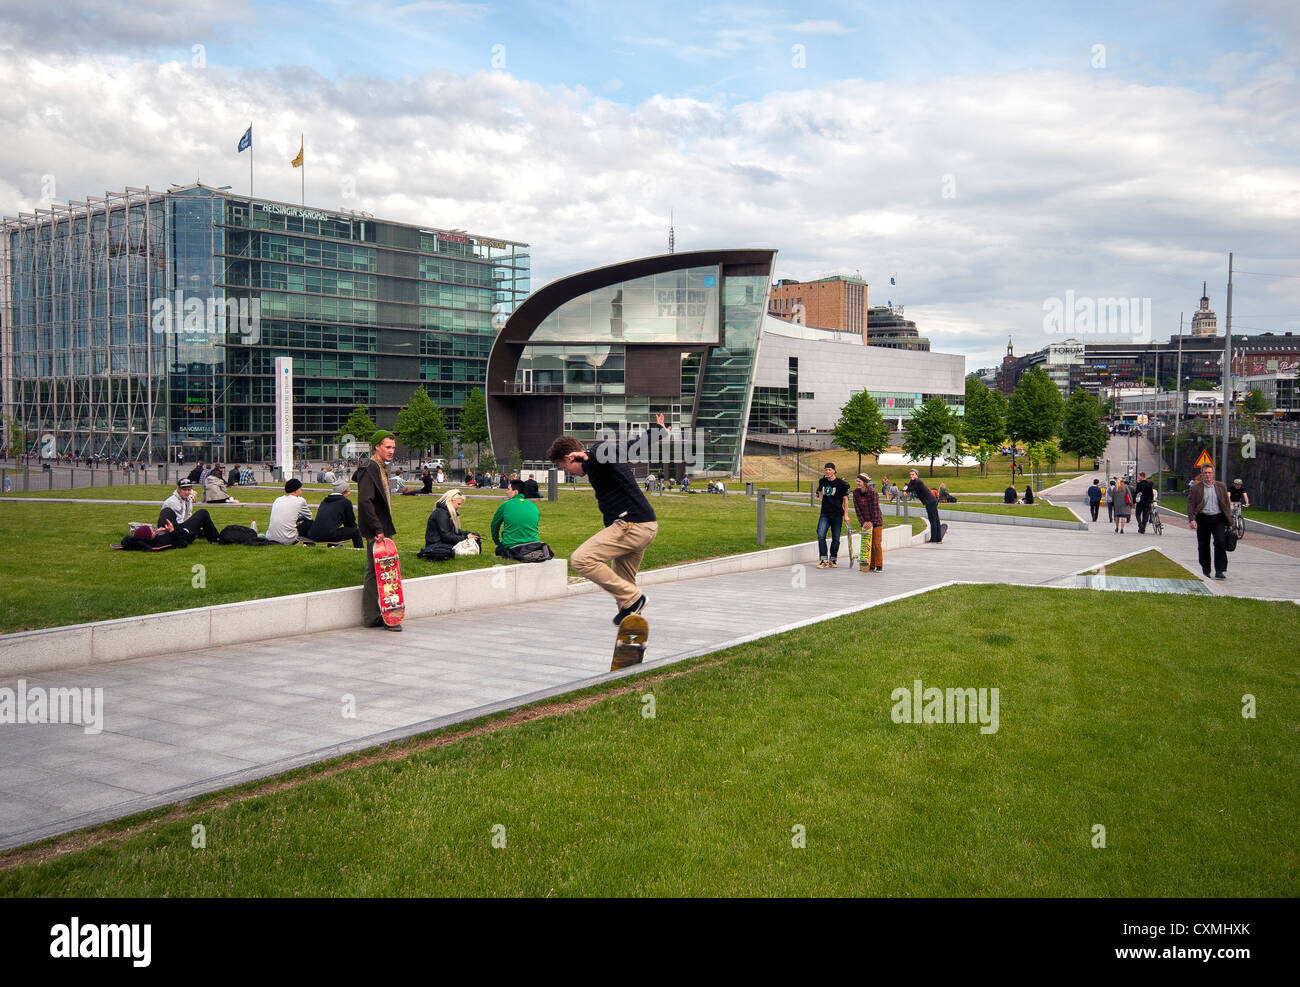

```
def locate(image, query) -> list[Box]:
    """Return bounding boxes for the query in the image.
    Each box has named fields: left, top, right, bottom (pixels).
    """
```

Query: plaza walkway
left=3, top=454, right=1299, bottom=851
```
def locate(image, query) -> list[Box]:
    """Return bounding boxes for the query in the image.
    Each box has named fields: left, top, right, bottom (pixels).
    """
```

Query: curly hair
left=546, top=435, right=585, bottom=464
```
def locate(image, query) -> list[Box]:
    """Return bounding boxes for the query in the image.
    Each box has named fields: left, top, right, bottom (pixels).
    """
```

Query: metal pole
left=756, top=488, right=767, bottom=545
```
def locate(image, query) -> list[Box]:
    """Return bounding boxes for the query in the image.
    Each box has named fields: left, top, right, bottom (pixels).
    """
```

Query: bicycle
left=1151, top=506, right=1163, bottom=536
left=1232, top=502, right=1246, bottom=541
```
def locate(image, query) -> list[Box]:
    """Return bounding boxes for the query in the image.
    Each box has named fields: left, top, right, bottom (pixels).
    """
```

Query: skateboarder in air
left=548, top=414, right=668, bottom=624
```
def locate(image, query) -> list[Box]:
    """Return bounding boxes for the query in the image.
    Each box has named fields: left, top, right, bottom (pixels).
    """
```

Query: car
left=421, top=459, right=447, bottom=470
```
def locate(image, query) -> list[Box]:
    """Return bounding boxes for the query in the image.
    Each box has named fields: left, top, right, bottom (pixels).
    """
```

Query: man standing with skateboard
left=356, top=430, right=401, bottom=631
left=548, top=415, right=667, bottom=625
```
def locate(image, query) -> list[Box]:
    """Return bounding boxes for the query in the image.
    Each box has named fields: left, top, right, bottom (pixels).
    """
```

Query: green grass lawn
left=1084, top=549, right=1199, bottom=580
left=935, top=502, right=1080, bottom=522
left=1, top=585, right=1294, bottom=897
left=0, top=491, right=913, bottom=633
left=1158, top=495, right=1300, bottom=534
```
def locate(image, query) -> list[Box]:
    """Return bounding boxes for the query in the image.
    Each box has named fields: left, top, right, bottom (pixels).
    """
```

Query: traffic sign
left=1193, top=449, right=1213, bottom=469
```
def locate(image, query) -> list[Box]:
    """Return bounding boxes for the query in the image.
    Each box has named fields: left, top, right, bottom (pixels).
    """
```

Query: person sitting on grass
left=308, top=480, right=363, bottom=548
left=1004, top=484, right=1018, bottom=504
left=158, top=479, right=220, bottom=543
left=204, top=465, right=240, bottom=504
left=267, top=478, right=314, bottom=544
left=426, top=489, right=481, bottom=552
left=1023, top=485, right=1034, bottom=505
left=491, top=478, right=541, bottom=557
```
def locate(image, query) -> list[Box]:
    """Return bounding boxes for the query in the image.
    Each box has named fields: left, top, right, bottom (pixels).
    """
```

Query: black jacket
left=425, top=505, right=477, bottom=546
left=308, top=494, right=358, bottom=541
left=906, top=477, right=938, bottom=507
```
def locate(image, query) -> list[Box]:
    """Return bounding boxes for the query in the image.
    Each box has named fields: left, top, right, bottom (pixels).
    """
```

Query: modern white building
left=750, top=316, right=966, bottom=432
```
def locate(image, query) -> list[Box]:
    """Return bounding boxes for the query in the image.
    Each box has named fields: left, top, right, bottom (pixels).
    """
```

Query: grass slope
left=1084, top=549, right=1200, bottom=580
left=0, top=491, right=911, bottom=633
left=1, top=586, right=1294, bottom=897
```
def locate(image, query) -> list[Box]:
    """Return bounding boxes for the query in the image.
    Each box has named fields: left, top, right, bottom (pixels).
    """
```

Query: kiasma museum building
left=486, top=249, right=965, bottom=475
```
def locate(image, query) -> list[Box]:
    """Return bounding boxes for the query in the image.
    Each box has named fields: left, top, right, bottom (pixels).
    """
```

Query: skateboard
left=611, top=614, right=649, bottom=671
left=372, top=535, right=406, bottom=626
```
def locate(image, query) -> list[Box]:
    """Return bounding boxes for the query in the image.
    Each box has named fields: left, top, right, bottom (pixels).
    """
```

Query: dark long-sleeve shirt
left=355, top=459, right=395, bottom=539
left=583, top=426, right=662, bottom=526
left=905, top=477, right=938, bottom=507
left=308, top=494, right=358, bottom=541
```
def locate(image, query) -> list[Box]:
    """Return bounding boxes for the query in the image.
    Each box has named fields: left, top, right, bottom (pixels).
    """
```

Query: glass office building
left=1, top=184, right=528, bottom=462
left=486, top=249, right=775, bottom=474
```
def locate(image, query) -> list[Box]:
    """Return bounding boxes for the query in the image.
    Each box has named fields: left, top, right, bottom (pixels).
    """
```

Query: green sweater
left=491, top=493, right=540, bottom=546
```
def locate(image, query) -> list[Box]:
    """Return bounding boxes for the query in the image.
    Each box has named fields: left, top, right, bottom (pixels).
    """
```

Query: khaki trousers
left=868, top=524, right=883, bottom=568
left=571, top=519, right=659, bottom=609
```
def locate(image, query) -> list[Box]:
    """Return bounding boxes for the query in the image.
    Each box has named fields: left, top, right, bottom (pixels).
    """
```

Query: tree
left=508, top=446, right=523, bottom=473
left=1006, top=368, right=1063, bottom=450
left=1043, top=442, right=1060, bottom=476
left=902, top=397, right=960, bottom=476
left=943, top=424, right=966, bottom=475
left=1242, top=388, right=1269, bottom=420
left=964, top=378, right=1005, bottom=447
left=459, top=387, right=490, bottom=462
left=394, top=386, right=448, bottom=461
left=973, top=439, right=997, bottom=478
left=831, top=390, right=891, bottom=473
left=1059, top=388, right=1109, bottom=467
left=1188, top=379, right=1216, bottom=391
left=337, top=406, right=378, bottom=457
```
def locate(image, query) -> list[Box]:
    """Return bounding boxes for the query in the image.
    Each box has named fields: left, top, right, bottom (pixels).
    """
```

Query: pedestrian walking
left=1105, top=478, right=1116, bottom=522
left=1134, top=471, right=1155, bottom=533
left=1087, top=478, right=1102, bottom=522
left=1187, top=464, right=1231, bottom=579
left=1113, top=477, right=1132, bottom=533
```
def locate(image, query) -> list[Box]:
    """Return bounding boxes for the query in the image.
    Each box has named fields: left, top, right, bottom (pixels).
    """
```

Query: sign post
left=275, top=357, right=293, bottom=480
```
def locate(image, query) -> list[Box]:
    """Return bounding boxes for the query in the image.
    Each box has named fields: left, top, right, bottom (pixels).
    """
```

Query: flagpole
left=248, top=120, right=254, bottom=204
left=301, top=132, right=305, bottom=206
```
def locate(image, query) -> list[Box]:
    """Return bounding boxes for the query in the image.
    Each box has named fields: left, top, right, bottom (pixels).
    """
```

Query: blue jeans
left=817, top=514, right=842, bottom=560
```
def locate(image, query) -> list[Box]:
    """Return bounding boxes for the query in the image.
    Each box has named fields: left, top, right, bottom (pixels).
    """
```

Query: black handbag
left=1225, top=529, right=1238, bottom=552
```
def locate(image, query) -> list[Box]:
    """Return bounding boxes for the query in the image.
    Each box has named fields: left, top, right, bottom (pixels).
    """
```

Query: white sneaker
left=250, top=520, right=258, bottom=534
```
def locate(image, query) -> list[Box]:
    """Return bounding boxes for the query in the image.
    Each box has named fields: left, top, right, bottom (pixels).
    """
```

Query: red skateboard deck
left=373, top=535, right=405, bottom=626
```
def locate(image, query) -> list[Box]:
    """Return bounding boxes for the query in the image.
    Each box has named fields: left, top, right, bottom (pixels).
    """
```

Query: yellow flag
left=291, top=140, right=303, bottom=168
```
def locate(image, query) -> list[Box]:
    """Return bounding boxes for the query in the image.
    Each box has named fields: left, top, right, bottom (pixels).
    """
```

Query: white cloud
left=2, top=52, right=1296, bottom=366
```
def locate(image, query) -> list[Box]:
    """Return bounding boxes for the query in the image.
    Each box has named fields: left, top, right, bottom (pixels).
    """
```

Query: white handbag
left=453, top=537, right=480, bottom=556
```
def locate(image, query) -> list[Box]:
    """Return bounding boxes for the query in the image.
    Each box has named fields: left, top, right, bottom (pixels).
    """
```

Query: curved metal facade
left=486, top=248, right=775, bottom=473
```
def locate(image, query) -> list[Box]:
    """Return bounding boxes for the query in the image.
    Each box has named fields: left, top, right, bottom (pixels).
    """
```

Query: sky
left=3, top=0, right=1298, bottom=367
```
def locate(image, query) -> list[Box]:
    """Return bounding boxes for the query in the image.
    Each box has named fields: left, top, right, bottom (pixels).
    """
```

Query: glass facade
left=501, top=256, right=771, bottom=473
left=2, top=185, right=528, bottom=461
left=530, top=266, right=720, bottom=345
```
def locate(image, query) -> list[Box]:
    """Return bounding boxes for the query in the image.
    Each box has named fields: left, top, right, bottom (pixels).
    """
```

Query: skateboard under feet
left=372, top=535, right=406, bottom=626
left=611, top=614, right=649, bottom=671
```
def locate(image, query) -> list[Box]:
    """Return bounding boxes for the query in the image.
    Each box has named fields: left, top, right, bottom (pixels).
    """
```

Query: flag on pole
left=890, top=276, right=896, bottom=285
left=291, top=139, right=303, bottom=168
left=238, top=126, right=253, bottom=153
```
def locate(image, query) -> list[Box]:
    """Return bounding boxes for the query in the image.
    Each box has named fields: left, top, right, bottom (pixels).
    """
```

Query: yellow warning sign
left=1193, top=449, right=1214, bottom=469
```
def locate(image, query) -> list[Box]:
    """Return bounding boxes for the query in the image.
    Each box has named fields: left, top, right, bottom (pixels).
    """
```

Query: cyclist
left=1228, top=478, right=1250, bottom=510
left=1228, top=478, right=1249, bottom=538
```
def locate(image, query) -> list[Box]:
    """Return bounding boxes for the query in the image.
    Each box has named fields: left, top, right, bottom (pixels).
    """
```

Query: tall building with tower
left=1190, top=282, right=1218, bottom=338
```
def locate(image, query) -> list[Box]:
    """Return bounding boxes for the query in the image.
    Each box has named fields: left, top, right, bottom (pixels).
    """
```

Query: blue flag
left=890, top=276, right=896, bottom=285
left=237, top=126, right=252, bottom=153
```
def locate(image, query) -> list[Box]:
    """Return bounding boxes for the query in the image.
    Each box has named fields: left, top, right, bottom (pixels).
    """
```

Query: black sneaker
left=613, top=594, right=647, bottom=625
left=1214, top=572, right=1226, bottom=580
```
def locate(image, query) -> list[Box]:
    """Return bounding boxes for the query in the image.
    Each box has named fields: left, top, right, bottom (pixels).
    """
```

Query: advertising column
left=275, top=356, right=293, bottom=478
